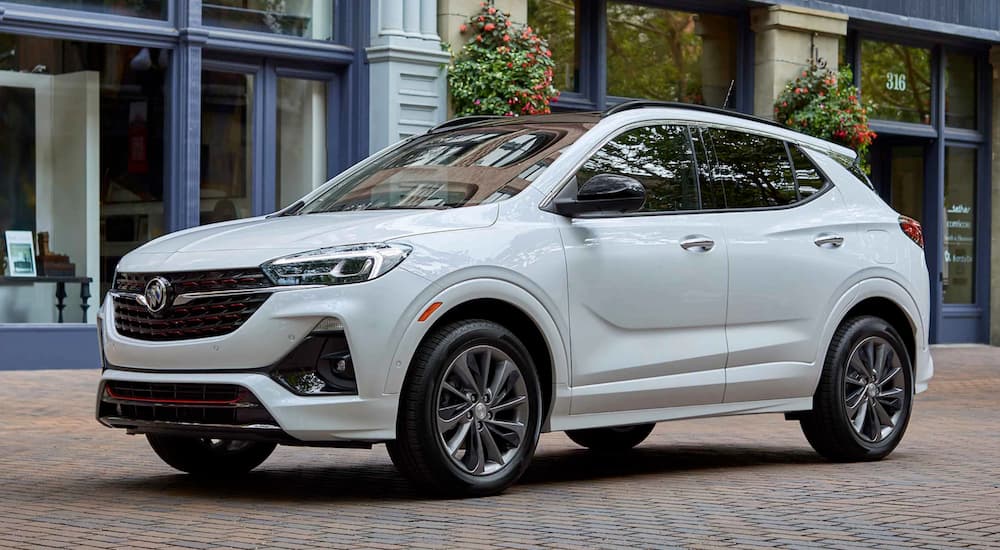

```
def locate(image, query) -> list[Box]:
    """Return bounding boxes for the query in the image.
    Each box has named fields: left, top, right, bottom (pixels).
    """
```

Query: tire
left=800, top=315, right=914, bottom=462
left=566, top=423, right=655, bottom=451
left=146, top=434, right=276, bottom=476
left=386, top=320, right=543, bottom=497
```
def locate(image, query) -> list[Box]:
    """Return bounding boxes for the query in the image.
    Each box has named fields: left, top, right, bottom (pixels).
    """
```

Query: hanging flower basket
left=448, top=2, right=560, bottom=117
left=774, top=59, right=876, bottom=170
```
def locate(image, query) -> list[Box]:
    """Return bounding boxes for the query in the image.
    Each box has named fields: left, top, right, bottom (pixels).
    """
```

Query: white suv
left=97, top=102, right=933, bottom=497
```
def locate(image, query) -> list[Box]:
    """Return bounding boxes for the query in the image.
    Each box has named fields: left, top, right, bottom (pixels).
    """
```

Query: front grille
left=112, top=269, right=272, bottom=341
left=114, top=270, right=271, bottom=294
left=100, top=381, right=277, bottom=426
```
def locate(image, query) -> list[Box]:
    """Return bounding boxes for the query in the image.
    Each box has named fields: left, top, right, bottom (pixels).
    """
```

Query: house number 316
left=886, top=72, right=907, bottom=92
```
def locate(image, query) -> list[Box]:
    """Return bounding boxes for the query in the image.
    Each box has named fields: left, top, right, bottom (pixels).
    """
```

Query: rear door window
left=704, top=128, right=797, bottom=208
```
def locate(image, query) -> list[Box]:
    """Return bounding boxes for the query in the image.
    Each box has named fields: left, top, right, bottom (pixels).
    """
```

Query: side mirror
left=552, top=173, right=646, bottom=217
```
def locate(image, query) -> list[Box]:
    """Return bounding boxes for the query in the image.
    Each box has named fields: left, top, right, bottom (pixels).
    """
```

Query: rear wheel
left=566, top=423, right=655, bottom=451
left=146, top=434, right=276, bottom=476
left=387, top=320, right=542, bottom=497
left=800, top=315, right=913, bottom=461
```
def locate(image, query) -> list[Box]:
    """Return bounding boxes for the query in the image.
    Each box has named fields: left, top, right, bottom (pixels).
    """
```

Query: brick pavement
left=0, top=346, right=998, bottom=549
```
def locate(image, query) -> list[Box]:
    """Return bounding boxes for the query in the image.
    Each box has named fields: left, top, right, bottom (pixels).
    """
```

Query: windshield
left=298, top=117, right=595, bottom=213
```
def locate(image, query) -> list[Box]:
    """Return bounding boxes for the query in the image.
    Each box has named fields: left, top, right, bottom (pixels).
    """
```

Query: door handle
left=814, top=234, right=845, bottom=248
left=680, top=236, right=715, bottom=252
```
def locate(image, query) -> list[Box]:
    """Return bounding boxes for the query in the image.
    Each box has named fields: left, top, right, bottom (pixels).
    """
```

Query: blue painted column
left=166, top=0, right=205, bottom=232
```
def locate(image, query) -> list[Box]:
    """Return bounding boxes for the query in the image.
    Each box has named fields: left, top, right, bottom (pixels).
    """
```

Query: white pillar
left=368, top=0, right=450, bottom=151
left=420, top=0, right=438, bottom=41
left=381, top=0, right=405, bottom=35
left=403, top=0, right=421, bottom=37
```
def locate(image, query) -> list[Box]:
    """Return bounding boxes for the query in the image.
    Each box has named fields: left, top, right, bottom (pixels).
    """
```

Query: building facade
left=0, top=0, right=997, bottom=370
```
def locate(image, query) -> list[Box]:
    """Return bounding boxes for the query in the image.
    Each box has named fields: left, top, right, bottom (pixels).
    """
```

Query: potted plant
left=448, top=2, right=560, bottom=116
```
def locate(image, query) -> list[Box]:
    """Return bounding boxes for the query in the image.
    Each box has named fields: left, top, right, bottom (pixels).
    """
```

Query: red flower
left=484, top=23, right=495, bottom=31
left=488, top=6, right=496, bottom=14
left=502, top=34, right=510, bottom=42
left=459, top=24, right=467, bottom=32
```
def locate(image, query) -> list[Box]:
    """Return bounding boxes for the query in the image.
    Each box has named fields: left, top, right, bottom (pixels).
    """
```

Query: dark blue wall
left=772, top=0, right=1000, bottom=41
left=826, top=0, right=1000, bottom=31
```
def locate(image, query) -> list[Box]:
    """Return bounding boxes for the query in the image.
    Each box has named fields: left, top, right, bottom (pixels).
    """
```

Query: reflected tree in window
left=576, top=125, right=698, bottom=212
left=527, top=0, right=578, bottom=92
left=606, top=3, right=737, bottom=105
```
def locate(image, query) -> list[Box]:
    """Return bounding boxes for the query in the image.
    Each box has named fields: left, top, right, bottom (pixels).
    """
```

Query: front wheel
left=387, top=320, right=543, bottom=497
left=146, top=434, right=276, bottom=476
left=566, top=423, right=655, bottom=451
left=800, top=315, right=914, bottom=461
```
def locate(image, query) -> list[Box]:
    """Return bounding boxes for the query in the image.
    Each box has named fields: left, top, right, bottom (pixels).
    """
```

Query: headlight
left=261, top=243, right=411, bottom=286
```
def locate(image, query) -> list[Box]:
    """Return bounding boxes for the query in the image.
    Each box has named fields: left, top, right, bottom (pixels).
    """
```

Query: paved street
left=1, top=346, right=998, bottom=549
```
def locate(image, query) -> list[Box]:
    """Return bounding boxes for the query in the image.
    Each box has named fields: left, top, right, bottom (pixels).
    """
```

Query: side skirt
left=547, top=397, right=813, bottom=432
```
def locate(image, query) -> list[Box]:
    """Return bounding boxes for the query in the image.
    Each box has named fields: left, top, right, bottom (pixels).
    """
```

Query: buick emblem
left=143, top=276, right=171, bottom=313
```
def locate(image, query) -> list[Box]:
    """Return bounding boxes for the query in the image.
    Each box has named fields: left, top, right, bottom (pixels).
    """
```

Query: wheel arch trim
left=383, top=278, right=570, bottom=408
left=811, top=277, right=929, bottom=396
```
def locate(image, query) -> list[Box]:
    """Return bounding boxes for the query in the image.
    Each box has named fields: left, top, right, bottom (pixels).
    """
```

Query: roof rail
left=428, top=115, right=507, bottom=133
left=603, top=100, right=786, bottom=130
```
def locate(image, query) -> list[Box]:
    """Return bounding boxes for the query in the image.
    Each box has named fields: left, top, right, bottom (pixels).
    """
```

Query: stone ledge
left=751, top=4, right=848, bottom=37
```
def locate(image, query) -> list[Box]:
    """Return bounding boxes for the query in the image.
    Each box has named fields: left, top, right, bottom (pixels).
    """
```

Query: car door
left=698, top=127, right=861, bottom=403
left=560, top=124, right=728, bottom=415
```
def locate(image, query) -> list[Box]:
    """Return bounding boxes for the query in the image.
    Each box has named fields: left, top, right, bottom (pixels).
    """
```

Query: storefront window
left=861, top=40, right=932, bottom=125
left=200, top=70, right=255, bottom=224
left=527, top=0, right=579, bottom=93
left=945, top=53, right=977, bottom=130
left=943, top=147, right=976, bottom=304
left=2, top=0, right=166, bottom=19
left=203, top=1, right=334, bottom=40
left=277, top=77, right=327, bottom=208
left=0, top=35, right=167, bottom=322
left=606, top=3, right=737, bottom=105
left=889, top=146, right=924, bottom=222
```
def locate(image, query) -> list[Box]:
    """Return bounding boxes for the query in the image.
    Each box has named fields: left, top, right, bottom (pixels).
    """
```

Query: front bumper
left=98, top=267, right=434, bottom=442
left=99, top=368, right=399, bottom=441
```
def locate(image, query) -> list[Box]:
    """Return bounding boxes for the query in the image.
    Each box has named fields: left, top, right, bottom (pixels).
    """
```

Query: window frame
left=533, top=0, right=754, bottom=114
left=541, top=120, right=837, bottom=218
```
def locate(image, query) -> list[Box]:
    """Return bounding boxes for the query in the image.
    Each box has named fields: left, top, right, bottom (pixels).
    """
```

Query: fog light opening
left=269, top=319, right=358, bottom=395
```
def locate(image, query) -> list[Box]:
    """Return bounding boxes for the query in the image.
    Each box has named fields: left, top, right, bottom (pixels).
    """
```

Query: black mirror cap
left=551, top=173, right=646, bottom=217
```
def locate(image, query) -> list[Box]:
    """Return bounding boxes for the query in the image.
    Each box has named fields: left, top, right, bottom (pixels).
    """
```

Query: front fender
left=382, top=277, right=572, bottom=426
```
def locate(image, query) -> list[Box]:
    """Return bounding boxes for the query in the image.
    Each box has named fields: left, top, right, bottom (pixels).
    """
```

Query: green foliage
left=774, top=60, right=876, bottom=169
left=448, top=2, right=559, bottom=117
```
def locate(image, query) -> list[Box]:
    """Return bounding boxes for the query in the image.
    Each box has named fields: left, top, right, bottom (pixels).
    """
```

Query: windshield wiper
left=268, top=200, right=305, bottom=218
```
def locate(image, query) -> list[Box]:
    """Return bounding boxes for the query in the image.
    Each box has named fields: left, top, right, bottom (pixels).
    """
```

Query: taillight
left=899, top=216, right=924, bottom=248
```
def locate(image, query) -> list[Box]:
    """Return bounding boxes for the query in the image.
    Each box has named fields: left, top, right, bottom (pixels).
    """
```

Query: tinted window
left=706, top=128, right=796, bottom=208
left=788, top=146, right=828, bottom=198
left=576, top=125, right=698, bottom=212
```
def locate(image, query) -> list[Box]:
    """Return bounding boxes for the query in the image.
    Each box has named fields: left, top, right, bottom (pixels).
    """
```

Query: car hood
left=118, top=206, right=498, bottom=272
